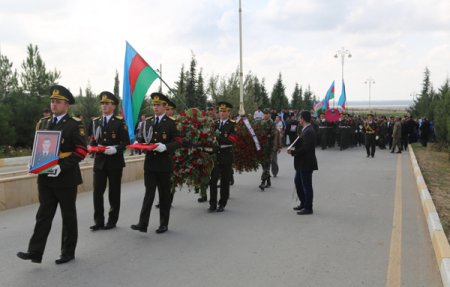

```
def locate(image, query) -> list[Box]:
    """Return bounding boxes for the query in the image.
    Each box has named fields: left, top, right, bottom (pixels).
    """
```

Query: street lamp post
left=364, top=77, right=375, bottom=111
left=238, top=0, right=245, bottom=116
left=334, top=47, right=352, bottom=107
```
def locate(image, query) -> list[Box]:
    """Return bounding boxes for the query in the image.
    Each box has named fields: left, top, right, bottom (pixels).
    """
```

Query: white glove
left=47, top=164, right=61, bottom=177
left=104, top=146, right=117, bottom=155
left=154, top=143, right=167, bottom=153
left=133, top=141, right=139, bottom=144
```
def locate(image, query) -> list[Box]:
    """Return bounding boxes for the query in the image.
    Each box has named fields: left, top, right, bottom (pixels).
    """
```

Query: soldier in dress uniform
left=131, top=93, right=181, bottom=234
left=318, top=114, right=327, bottom=150
left=156, top=98, right=177, bottom=208
left=88, top=91, right=130, bottom=231
left=209, top=101, right=237, bottom=212
left=259, top=108, right=277, bottom=191
left=17, top=85, right=87, bottom=265
left=363, top=114, right=378, bottom=158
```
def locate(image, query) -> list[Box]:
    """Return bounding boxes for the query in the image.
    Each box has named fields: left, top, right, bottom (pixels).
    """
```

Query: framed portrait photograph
left=30, top=130, right=62, bottom=174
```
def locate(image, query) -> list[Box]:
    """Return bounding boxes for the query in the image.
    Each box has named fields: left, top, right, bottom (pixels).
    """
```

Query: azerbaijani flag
left=122, top=41, right=159, bottom=142
left=313, top=81, right=335, bottom=112
left=338, top=80, right=346, bottom=111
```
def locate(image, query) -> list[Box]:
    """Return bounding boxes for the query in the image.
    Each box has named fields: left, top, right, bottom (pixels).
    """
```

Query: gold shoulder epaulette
left=93, top=116, right=101, bottom=121
left=146, top=116, right=154, bottom=120
left=115, top=115, right=123, bottom=120
left=229, top=119, right=236, bottom=123
left=72, top=116, right=82, bottom=122
left=169, top=116, right=176, bottom=121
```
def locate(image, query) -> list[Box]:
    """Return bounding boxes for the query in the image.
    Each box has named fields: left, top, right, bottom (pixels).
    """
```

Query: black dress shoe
left=155, top=226, right=168, bottom=234
left=297, top=209, right=313, bottom=215
left=155, top=203, right=160, bottom=208
left=198, top=196, right=207, bottom=203
left=90, top=224, right=104, bottom=231
left=258, top=184, right=265, bottom=191
left=208, top=206, right=216, bottom=212
left=55, top=255, right=75, bottom=264
left=217, top=206, right=225, bottom=212
left=130, top=224, right=147, bottom=233
left=104, top=223, right=116, bottom=230
left=293, top=205, right=304, bottom=211
left=17, top=251, right=42, bottom=263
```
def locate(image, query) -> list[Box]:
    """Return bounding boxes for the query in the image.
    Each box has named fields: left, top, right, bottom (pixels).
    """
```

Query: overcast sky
left=1, top=0, right=449, bottom=104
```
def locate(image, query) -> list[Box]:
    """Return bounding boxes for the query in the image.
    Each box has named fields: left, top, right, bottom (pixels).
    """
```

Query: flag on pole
left=338, top=80, right=346, bottom=111
left=122, top=41, right=159, bottom=142
left=313, top=81, right=335, bottom=112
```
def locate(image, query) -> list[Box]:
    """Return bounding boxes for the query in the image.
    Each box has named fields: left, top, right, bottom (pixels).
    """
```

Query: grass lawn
left=412, top=143, right=450, bottom=241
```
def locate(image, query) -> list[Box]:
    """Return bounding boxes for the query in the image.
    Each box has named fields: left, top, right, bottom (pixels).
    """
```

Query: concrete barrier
left=0, top=156, right=145, bottom=211
left=409, top=144, right=450, bottom=287
left=0, top=156, right=30, bottom=167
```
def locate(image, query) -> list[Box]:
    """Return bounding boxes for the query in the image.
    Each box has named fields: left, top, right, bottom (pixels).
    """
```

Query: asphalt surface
left=0, top=146, right=442, bottom=287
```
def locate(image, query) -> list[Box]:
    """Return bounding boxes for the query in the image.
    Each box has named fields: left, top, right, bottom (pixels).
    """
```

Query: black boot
left=265, top=178, right=271, bottom=188
left=259, top=180, right=265, bottom=191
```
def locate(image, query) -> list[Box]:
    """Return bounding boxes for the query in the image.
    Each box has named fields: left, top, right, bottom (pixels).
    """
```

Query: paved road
left=0, top=147, right=442, bottom=287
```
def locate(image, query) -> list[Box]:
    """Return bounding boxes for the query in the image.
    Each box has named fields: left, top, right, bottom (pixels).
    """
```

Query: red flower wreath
left=172, top=108, right=219, bottom=192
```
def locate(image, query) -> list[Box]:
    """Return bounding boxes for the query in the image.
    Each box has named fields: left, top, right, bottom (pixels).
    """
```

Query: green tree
left=411, top=67, right=435, bottom=119
left=196, top=69, right=207, bottom=110
left=0, top=52, right=19, bottom=100
left=185, top=53, right=197, bottom=108
left=290, top=83, right=303, bottom=110
left=173, top=64, right=187, bottom=111
left=20, top=44, right=60, bottom=98
left=72, top=83, right=100, bottom=127
left=303, top=85, right=314, bottom=110
left=432, top=78, right=450, bottom=145
left=113, top=70, right=120, bottom=97
left=270, top=73, right=289, bottom=110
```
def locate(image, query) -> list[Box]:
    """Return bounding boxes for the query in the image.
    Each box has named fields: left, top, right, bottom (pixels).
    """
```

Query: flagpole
left=238, top=0, right=245, bottom=116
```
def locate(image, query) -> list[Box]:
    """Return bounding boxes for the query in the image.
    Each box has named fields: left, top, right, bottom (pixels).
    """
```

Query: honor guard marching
left=131, top=93, right=181, bottom=234
left=363, top=114, right=378, bottom=158
left=17, top=85, right=87, bottom=264
left=88, top=92, right=130, bottom=231
left=209, top=101, right=237, bottom=212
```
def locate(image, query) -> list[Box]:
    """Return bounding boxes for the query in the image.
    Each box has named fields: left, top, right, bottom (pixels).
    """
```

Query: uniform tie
left=219, top=121, right=224, bottom=130
left=103, top=116, right=107, bottom=127
left=155, top=116, right=160, bottom=127
left=49, top=117, right=58, bottom=129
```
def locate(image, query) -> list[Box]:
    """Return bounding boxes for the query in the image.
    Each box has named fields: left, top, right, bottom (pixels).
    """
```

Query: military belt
left=59, top=152, right=72, bottom=159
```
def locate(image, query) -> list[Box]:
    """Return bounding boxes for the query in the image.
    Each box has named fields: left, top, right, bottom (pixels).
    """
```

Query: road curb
left=409, top=144, right=450, bottom=287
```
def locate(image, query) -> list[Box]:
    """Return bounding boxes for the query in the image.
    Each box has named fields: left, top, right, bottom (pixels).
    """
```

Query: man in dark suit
left=288, top=111, right=318, bottom=215
left=131, top=93, right=181, bottom=234
left=17, top=85, right=87, bottom=264
left=209, top=101, right=237, bottom=212
left=88, top=91, right=130, bottom=231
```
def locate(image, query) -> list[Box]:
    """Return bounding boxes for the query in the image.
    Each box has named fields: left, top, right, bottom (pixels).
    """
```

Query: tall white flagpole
left=238, top=0, right=245, bottom=116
